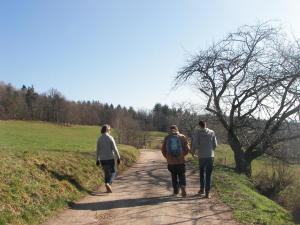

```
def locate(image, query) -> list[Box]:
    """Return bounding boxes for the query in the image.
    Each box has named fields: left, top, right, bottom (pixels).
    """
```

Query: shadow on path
left=70, top=195, right=193, bottom=211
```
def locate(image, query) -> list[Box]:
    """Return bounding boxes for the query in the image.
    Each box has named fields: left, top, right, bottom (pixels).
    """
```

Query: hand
left=96, top=160, right=100, bottom=166
left=117, top=158, right=121, bottom=165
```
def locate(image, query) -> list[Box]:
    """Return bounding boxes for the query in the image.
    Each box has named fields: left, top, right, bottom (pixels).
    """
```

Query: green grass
left=214, top=144, right=300, bottom=178
left=208, top=144, right=298, bottom=225
left=145, top=131, right=167, bottom=138
left=0, top=120, right=118, bottom=152
left=143, top=131, right=167, bottom=149
left=0, top=120, right=139, bottom=225
left=214, top=166, right=294, bottom=225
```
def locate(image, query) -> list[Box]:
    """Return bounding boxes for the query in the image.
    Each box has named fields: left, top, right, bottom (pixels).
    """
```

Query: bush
left=278, top=184, right=300, bottom=223
left=254, top=161, right=295, bottom=198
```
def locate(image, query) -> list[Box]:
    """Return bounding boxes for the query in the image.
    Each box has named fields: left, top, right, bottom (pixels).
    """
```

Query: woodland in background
left=0, top=82, right=227, bottom=146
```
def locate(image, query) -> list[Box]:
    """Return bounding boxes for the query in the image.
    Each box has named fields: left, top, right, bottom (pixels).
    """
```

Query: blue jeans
left=100, top=159, right=116, bottom=185
left=167, top=164, right=186, bottom=192
left=199, top=157, right=214, bottom=193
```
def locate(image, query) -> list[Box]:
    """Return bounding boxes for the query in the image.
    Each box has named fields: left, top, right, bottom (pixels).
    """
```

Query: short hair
left=199, top=121, right=206, bottom=128
left=101, top=124, right=111, bottom=134
left=170, top=125, right=179, bottom=131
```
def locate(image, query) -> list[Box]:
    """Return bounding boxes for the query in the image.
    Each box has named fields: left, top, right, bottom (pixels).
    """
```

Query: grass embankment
left=0, top=120, right=139, bottom=225
left=214, top=166, right=294, bottom=225
left=191, top=144, right=296, bottom=225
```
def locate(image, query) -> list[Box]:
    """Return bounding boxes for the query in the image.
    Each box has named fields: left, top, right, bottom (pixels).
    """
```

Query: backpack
left=166, top=135, right=182, bottom=157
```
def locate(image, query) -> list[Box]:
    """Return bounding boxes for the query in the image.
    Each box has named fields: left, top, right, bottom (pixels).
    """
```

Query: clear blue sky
left=1, top=0, right=300, bottom=110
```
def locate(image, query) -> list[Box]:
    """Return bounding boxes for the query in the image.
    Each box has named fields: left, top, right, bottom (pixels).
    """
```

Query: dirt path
left=42, top=150, right=240, bottom=225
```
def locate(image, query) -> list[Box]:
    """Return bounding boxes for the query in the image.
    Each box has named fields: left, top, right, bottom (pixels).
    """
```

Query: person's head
left=170, top=125, right=179, bottom=133
left=199, top=120, right=206, bottom=129
left=101, top=124, right=111, bottom=134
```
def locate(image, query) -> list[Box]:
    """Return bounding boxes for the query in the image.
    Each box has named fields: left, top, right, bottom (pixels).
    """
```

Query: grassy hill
left=0, top=120, right=139, bottom=225
left=143, top=131, right=166, bottom=149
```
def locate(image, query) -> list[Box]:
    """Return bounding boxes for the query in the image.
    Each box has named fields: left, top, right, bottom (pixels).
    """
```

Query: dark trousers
left=199, top=157, right=214, bottom=193
left=100, top=159, right=116, bottom=185
left=167, top=164, right=186, bottom=191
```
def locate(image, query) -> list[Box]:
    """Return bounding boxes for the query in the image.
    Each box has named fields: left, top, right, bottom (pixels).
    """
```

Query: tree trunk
left=228, top=132, right=252, bottom=176
left=233, top=150, right=252, bottom=176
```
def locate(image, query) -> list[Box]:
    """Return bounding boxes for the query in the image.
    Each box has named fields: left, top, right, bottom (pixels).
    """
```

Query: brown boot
left=198, top=189, right=205, bottom=196
left=105, top=183, right=112, bottom=193
left=173, top=187, right=179, bottom=196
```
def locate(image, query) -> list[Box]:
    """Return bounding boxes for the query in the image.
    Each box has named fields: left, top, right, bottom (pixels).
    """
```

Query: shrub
left=277, top=183, right=300, bottom=223
left=254, top=161, right=295, bottom=198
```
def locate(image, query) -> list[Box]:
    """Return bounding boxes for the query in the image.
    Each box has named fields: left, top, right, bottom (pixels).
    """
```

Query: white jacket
left=191, top=128, right=217, bottom=158
left=96, top=133, right=120, bottom=161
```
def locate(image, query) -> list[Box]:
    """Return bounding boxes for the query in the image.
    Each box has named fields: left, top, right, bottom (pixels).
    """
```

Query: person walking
left=96, top=124, right=121, bottom=193
left=162, top=125, right=190, bottom=197
left=191, top=121, right=217, bottom=198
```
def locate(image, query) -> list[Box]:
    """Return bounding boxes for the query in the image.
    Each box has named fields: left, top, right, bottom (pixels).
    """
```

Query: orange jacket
left=161, top=132, right=190, bottom=165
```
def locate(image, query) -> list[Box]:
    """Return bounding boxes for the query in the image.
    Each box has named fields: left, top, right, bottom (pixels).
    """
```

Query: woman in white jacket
left=96, top=124, right=121, bottom=193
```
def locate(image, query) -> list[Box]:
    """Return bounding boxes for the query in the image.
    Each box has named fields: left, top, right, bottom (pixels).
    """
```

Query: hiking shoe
left=105, top=183, right=112, bottom=193
left=181, top=186, right=187, bottom=198
left=205, top=193, right=211, bottom=199
left=198, top=189, right=205, bottom=196
left=173, top=188, right=179, bottom=196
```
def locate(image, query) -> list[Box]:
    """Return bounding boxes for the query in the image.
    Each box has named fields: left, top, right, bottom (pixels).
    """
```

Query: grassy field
left=0, top=120, right=139, bottom=225
left=0, top=120, right=119, bottom=152
left=143, top=131, right=166, bottom=149
left=214, top=144, right=300, bottom=177
left=212, top=144, right=300, bottom=225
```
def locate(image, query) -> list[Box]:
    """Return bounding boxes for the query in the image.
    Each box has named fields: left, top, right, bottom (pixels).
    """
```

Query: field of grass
left=211, top=144, right=299, bottom=225
left=0, top=120, right=120, bottom=152
left=214, top=144, right=300, bottom=177
left=143, top=131, right=167, bottom=149
left=0, top=120, right=139, bottom=225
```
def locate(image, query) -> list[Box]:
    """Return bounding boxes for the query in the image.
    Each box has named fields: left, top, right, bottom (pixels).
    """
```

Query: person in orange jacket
left=161, top=125, right=190, bottom=197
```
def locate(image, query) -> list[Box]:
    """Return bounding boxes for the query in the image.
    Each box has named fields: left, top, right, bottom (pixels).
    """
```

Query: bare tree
left=175, top=23, right=300, bottom=176
left=47, top=89, right=68, bottom=123
left=112, top=110, right=141, bottom=147
left=171, top=102, right=201, bottom=138
left=24, top=85, right=38, bottom=119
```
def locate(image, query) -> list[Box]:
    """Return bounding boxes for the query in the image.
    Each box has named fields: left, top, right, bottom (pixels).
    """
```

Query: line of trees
left=1, top=82, right=226, bottom=145
left=0, top=82, right=151, bottom=126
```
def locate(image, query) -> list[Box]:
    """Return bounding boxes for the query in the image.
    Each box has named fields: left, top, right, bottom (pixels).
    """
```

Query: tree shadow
left=158, top=210, right=234, bottom=225
left=36, top=163, right=92, bottom=194
left=71, top=196, right=234, bottom=225
left=70, top=195, right=199, bottom=211
left=117, top=161, right=198, bottom=190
